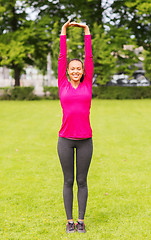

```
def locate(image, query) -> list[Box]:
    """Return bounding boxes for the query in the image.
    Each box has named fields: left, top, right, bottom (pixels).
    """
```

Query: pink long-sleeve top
left=58, top=34, right=93, bottom=139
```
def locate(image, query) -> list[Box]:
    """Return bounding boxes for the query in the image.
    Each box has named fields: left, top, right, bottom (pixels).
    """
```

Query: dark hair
left=68, top=58, right=84, bottom=82
left=68, top=58, right=83, bottom=68
left=80, top=74, right=84, bottom=82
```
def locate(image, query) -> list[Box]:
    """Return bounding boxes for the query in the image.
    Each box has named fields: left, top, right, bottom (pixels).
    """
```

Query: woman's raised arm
left=61, top=19, right=71, bottom=35
left=69, top=22, right=93, bottom=85
left=58, top=19, right=71, bottom=88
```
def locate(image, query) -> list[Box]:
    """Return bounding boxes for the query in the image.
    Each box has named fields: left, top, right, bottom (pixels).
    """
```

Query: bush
left=11, top=86, right=35, bottom=100
left=0, top=86, right=37, bottom=100
left=0, top=87, right=11, bottom=100
left=1, top=86, right=151, bottom=100
left=92, top=86, right=151, bottom=99
left=43, top=86, right=59, bottom=100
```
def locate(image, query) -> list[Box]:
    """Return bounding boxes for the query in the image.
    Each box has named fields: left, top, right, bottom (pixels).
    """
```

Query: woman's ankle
left=78, top=219, right=84, bottom=222
left=67, top=219, right=74, bottom=223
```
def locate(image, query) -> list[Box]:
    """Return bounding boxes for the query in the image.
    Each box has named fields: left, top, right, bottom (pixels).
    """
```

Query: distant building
left=0, top=53, right=57, bottom=95
left=0, top=66, right=14, bottom=87
left=0, top=55, right=57, bottom=96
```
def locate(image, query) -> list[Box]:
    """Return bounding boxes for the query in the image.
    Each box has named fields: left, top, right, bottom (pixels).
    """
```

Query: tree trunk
left=14, top=66, right=21, bottom=86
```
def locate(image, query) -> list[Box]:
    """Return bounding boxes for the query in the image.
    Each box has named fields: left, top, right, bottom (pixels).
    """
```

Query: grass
left=0, top=99, right=151, bottom=240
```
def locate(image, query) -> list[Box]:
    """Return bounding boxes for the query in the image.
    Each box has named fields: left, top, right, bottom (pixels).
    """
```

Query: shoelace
left=77, top=221, right=84, bottom=230
left=68, top=222, right=75, bottom=231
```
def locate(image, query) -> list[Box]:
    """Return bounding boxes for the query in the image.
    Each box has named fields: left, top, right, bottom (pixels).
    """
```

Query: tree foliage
left=0, top=0, right=151, bottom=86
left=26, top=0, right=105, bottom=29
left=108, top=25, right=138, bottom=76
left=111, top=0, right=151, bottom=51
left=144, top=50, right=151, bottom=81
left=92, top=23, right=116, bottom=84
left=0, top=0, right=50, bottom=85
left=50, top=21, right=60, bottom=78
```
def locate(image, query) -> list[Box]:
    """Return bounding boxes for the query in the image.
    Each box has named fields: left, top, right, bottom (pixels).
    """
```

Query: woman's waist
left=63, top=108, right=90, bottom=116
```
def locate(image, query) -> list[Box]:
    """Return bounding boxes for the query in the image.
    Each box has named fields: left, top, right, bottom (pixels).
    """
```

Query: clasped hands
left=61, top=19, right=90, bottom=35
left=64, top=19, right=87, bottom=29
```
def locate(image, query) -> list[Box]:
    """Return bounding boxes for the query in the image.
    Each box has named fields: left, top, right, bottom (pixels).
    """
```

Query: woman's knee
left=64, top=177, right=74, bottom=187
left=76, top=177, right=87, bottom=187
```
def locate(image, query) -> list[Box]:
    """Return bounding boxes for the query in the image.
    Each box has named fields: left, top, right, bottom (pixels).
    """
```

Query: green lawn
left=0, top=99, right=151, bottom=240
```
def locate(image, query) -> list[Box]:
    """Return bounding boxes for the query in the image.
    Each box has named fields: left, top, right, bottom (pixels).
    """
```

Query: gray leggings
left=57, top=137, right=93, bottom=220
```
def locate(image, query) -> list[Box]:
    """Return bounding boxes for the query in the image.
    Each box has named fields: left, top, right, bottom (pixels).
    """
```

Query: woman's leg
left=76, top=138, right=93, bottom=220
left=57, top=137, right=74, bottom=220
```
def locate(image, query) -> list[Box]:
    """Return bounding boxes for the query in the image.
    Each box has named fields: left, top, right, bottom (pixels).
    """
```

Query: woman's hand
left=61, top=19, right=90, bottom=35
left=69, top=22, right=87, bottom=28
left=69, top=22, right=90, bottom=35
left=61, top=19, right=71, bottom=35
left=63, top=19, right=72, bottom=29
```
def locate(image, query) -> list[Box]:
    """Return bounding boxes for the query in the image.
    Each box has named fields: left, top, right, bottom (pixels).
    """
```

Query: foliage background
left=0, top=0, right=151, bottom=86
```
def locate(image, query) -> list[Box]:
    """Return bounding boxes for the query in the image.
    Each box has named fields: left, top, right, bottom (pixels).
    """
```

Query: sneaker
left=76, top=221, right=86, bottom=233
left=66, top=221, right=75, bottom=233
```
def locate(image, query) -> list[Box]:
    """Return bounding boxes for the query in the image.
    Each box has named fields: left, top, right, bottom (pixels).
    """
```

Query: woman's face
left=67, top=60, right=83, bottom=83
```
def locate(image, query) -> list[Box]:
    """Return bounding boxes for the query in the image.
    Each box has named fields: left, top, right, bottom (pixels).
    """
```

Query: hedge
left=43, top=86, right=59, bottom=100
left=0, top=86, right=151, bottom=100
left=43, top=86, right=151, bottom=99
left=92, top=86, right=151, bottom=99
left=0, top=86, right=38, bottom=100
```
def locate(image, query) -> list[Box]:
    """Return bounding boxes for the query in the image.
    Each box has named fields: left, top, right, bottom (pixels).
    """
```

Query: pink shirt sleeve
left=58, top=35, right=68, bottom=88
left=84, top=35, right=93, bottom=85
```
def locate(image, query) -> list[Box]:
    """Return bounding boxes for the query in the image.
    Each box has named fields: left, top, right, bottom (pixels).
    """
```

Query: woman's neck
left=70, top=80, right=80, bottom=89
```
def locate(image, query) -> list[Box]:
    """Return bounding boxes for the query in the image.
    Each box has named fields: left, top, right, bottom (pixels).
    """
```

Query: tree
left=0, top=0, right=28, bottom=86
left=50, top=21, right=60, bottom=78
left=108, top=25, right=138, bottom=77
left=67, top=24, right=84, bottom=61
left=144, top=50, right=151, bottom=81
left=1, top=0, right=148, bottom=86
left=27, top=0, right=139, bottom=84
left=60, top=0, right=104, bottom=28
left=92, top=23, right=116, bottom=85
left=27, top=0, right=105, bottom=29
left=111, top=0, right=151, bottom=51
left=0, top=0, right=50, bottom=86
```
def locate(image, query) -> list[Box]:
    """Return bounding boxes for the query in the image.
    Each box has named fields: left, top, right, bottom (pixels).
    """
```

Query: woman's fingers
left=69, top=22, right=87, bottom=28
left=62, top=19, right=87, bottom=30
left=69, top=22, right=80, bottom=26
left=69, top=21, right=76, bottom=25
left=66, top=18, right=71, bottom=24
left=63, top=18, right=71, bottom=28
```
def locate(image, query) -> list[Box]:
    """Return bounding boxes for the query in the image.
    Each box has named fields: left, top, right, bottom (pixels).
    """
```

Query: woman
left=57, top=19, right=93, bottom=233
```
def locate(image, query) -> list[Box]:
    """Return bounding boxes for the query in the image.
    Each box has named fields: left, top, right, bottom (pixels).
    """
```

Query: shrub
left=92, top=86, right=151, bottom=99
left=1, top=86, right=151, bottom=100
left=10, top=86, right=35, bottom=100
left=0, top=87, right=12, bottom=100
left=43, top=86, right=59, bottom=100
left=0, top=86, right=37, bottom=100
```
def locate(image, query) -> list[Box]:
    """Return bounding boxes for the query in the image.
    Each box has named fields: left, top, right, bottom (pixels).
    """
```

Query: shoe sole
left=77, top=230, right=86, bottom=233
left=66, top=230, right=75, bottom=233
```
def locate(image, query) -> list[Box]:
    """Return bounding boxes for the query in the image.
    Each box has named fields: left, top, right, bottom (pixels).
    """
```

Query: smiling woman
left=57, top=19, right=93, bottom=233
left=67, top=59, right=83, bottom=87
